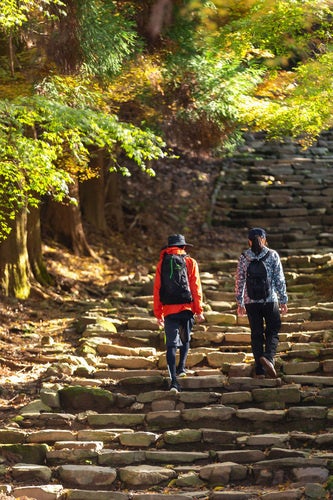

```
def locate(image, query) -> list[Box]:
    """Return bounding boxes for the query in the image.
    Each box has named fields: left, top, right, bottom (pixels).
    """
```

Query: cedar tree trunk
left=43, top=178, right=96, bottom=257
left=79, top=150, right=108, bottom=233
left=27, top=206, right=53, bottom=286
left=0, top=208, right=30, bottom=298
left=105, top=171, right=125, bottom=232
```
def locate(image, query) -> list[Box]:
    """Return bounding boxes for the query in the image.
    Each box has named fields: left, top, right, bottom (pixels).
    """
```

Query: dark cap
left=167, top=234, right=193, bottom=247
left=248, top=227, right=266, bottom=241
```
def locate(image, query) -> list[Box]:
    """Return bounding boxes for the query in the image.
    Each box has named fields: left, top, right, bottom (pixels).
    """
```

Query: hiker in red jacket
left=154, top=234, right=205, bottom=392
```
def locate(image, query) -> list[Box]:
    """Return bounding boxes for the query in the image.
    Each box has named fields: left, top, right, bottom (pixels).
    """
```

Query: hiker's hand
left=195, top=313, right=205, bottom=323
left=280, top=304, right=288, bottom=315
left=237, top=305, right=246, bottom=317
left=157, top=318, right=164, bottom=328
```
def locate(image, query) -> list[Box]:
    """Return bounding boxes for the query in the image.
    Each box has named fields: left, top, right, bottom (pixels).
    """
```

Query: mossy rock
left=59, top=385, right=115, bottom=412
left=0, top=444, right=47, bottom=465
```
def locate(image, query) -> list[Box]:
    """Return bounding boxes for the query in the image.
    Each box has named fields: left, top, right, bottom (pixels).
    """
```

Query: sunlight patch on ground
left=43, top=243, right=116, bottom=286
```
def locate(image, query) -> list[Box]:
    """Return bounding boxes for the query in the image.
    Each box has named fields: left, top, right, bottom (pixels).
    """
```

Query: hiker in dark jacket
left=153, top=234, right=204, bottom=393
left=235, top=228, right=288, bottom=378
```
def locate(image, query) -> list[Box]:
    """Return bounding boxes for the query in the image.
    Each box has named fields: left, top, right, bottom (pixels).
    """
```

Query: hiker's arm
left=237, top=305, right=246, bottom=316
left=235, top=254, right=247, bottom=309
left=280, top=303, right=288, bottom=314
left=153, top=263, right=164, bottom=322
left=195, top=312, right=205, bottom=322
left=272, top=253, right=288, bottom=306
left=188, top=259, right=204, bottom=315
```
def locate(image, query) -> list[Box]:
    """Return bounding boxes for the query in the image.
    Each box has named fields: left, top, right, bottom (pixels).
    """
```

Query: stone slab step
left=4, top=455, right=332, bottom=495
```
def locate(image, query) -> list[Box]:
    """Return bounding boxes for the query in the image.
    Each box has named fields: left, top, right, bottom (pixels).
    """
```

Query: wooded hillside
left=1, top=0, right=333, bottom=298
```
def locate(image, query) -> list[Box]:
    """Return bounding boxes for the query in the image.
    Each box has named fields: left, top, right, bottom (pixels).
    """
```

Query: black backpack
left=245, top=251, right=271, bottom=300
left=159, top=253, right=193, bottom=305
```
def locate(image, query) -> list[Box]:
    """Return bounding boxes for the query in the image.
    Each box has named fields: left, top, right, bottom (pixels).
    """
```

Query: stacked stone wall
left=212, top=130, right=333, bottom=254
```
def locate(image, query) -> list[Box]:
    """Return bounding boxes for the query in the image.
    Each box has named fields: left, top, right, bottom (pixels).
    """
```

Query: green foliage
left=326, top=475, right=333, bottom=491
left=169, top=54, right=264, bottom=123
left=0, top=98, right=72, bottom=238
left=238, top=51, right=333, bottom=144
left=0, top=0, right=66, bottom=34
left=160, top=0, right=333, bottom=150
left=1, top=0, right=333, bottom=177
left=216, top=0, right=333, bottom=66
left=35, top=76, right=166, bottom=173
left=77, top=0, right=140, bottom=77
left=0, top=78, right=165, bottom=239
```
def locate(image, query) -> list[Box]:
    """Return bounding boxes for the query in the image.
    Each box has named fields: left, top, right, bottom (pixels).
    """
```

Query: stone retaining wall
left=212, top=130, right=333, bottom=254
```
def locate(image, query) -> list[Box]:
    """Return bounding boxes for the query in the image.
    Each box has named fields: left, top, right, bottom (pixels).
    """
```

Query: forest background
left=1, top=0, right=333, bottom=299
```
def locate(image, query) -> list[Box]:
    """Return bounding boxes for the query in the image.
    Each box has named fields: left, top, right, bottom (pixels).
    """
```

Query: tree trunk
left=105, top=171, right=125, bottom=232
left=42, top=178, right=96, bottom=257
left=0, top=208, right=31, bottom=298
left=47, top=0, right=82, bottom=73
left=9, top=35, right=15, bottom=77
left=79, top=150, right=108, bottom=233
left=27, top=206, right=53, bottom=286
left=146, top=0, right=173, bottom=42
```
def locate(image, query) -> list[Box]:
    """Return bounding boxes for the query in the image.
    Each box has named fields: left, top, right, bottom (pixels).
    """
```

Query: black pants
left=245, top=302, right=281, bottom=375
left=164, top=310, right=194, bottom=382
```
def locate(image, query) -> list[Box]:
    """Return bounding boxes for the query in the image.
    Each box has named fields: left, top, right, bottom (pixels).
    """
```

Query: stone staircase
left=210, top=130, right=333, bottom=255
left=1, top=252, right=333, bottom=499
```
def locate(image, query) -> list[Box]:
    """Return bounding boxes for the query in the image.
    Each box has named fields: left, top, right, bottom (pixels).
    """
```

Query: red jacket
left=153, top=246, right=203, bottom=320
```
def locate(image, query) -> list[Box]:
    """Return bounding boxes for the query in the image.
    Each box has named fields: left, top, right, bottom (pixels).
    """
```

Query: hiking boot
left=169, top=381, right=181, bottom=393
left=260, top=356, right=277, bottom=378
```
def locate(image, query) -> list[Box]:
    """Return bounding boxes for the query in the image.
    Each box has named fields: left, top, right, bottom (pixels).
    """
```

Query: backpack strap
left=168, top=253, right=188, bottom=278
left=259, top=250, right=271, bottom=262
left=242, top=250, right=271, bottom=262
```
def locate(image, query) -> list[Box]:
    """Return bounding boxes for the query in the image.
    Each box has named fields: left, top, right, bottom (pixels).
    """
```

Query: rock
left=64, top=490, right=128, bottom=499
left=162, top=428, right=202, bottom=444
left=118, top=432, right=158, bottom=447
left=236, top=408, right=285, bottom=422
left=182, top=405, right=236, bottom=423
left=11, top=463, right=52, bottom=482
left=104, top=355, right=157, bottom=370
left=199, top=462, right=247, bottom=485
left=98, top=450, right=145, bottom=467
left=40, top=387, right=61, bottom=408
left=12, top=485, right=63, bottom=500
left=118, top=464, right=176, bottom=486
left=87, top=413, right=145, bottom=427
left=127, top=317, right=159, bottom=330
left=174, top=471, right=205, bottom=488
left=0, top=443, right=48, bottom=464
left=292, top=466, right=329, bottom=485
left=59, top=386, right=115, bottom=412
left=0, top=429, right=27, bottom=444
left=206, top=351, right=247, bottom=368
left=303, top=482, right=328, bottom=499
left=27, top=430, right=76, bottom=443
left=19, top=400, right=52, bottom=416
left=252, top=386, right=301, bottom=404
left=58, top=464, right=117, bottom=487
left=204, top=311, right=237, bottom=325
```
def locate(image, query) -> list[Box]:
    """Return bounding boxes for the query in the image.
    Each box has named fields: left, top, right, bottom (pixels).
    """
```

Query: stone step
left=3, top=250, right=333, bottom=497
left=2, top=446, right=332, bottom=496
left=10, top=384, right=333, bottom=435
left=5, top=424, right=333, bottom=455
